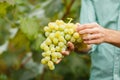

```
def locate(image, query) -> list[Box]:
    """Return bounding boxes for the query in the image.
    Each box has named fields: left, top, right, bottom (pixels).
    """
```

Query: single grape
left=55, top=46, right=61, bottom=52
left=45, top=32, right=50, bottom=37
left=45, top=56, right=50, bottom=61
left=77, top=38, right=82, bottom=43
left=49, top=33, right=55, bottom=39
left=48, top=22, right=55, bottom=29
left=47, top=61, right=55, bottom=70
left=49, top=64, right=55, bottom=70
left=51, top=52, right=57, bottom=58
left=42, top=52, right=47, bottom=57
left=70, top=37, right=76, bottom=42
left=59, top=36, right=65, bottom=42
left=50, top=47, right=56, bottom=52
left=43, top=45, right=49, bottom=51
left=68, top=29, right=74, bottom=35
left=56, top=20, right=65, bottom=25
left=53, top=38, right=59, bottom=45
left=64, top=29, right=69, bottom=34
left=52, top=57, right=58, bottom=63
left=73, top=32, right=79, bottom=39
left=55, top=31, right=61, bottom=38
left=40, top=42, right=47, bottom=49
left=56, top=52, right=63, bottom=58
left=65, top=34, right=71, bottom=41
left=41, top=58, right=47, bottom=64
left=45, top=38, right=52, bottom=45
left=44, top=26, right=50, bottom=32
left=58, top=42, right=65, bottom=47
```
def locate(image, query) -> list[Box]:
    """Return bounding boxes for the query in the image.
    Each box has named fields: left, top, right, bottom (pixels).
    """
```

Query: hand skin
left=77, top=23, right=120, bottom=48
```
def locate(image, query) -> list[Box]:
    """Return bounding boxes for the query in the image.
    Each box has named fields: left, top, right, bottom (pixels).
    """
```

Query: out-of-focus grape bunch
left=40, top=20, right=87, bottom=70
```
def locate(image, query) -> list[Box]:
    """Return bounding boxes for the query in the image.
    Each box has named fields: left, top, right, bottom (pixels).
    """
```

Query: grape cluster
left=40, top=20, right=86, bottom=70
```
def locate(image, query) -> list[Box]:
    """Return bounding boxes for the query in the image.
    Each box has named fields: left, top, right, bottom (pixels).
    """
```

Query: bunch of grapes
left=40, top=20, right=87, bottom=70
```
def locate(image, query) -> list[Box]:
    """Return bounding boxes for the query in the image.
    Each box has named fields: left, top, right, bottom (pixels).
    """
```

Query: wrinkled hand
left=77, top=23, right=107, bottom=44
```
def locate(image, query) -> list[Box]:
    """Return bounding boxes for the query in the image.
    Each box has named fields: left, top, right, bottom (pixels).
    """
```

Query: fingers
left=61, top=50, right=70, bottom=56
left=79, top=28, right=99, bottom=34
left=56, top=50, right=70, bottom=64
left=83, top=33, right=104, bottom=40
left=76, top=23, right=99, bottom=33
left=67, top=41, right=74, bottom=51
left=84, top=38, right=104, bottom=44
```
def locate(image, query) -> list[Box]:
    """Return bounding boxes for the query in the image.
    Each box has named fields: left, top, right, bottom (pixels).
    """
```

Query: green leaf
left=20, top=17, right=39, bottom=40
left=44, top=0, right=63, bottom=17
left=0, top=2, right=9, bottom=17
left=8, top=30, right=30, bottom=53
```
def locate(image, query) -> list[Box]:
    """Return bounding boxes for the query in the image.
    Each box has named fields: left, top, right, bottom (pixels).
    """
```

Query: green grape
left=53, top=38, right=58, bottom=44
left=46, top=51, right=51, bottom=56
left=44, top=26, right=50, bottom=32
left=55, top=46, right=61, bottom=51
left=77, top=38, right=82, bottom=43
left=49, top=64, right=55, bottom=70
left=52, top=57, right=58, bottom=63
left=56, top=20, right=65, bottom=25
left=59, top=25, right=65, bottom=31
left=42, top=52, right=47, bottom=57
left=51, top=52, right=57, bottom=58
left=65, top=34, right=71, bottom=40
left=45, top=32, right=50, bottom=37
left=60, top=32, right=65, bottom=36
left=47, top=61, right=55, bottom=70
left=64, top=29, right=69, bottom=34
left=73, top=32, right=79, bottom=39
left=45, top=56, right=50, bottom=61
left=41, top=58, right=47, bottom=64
left=63, top=39, right=67, bottom=44
left=58, top=42, right=65, bottom=47
left=68, top=29, right=74, bottom=34
left=43, top=45, right=49, bottom=51
left=42, top=51, right=51, bottom=57
left=40, top=43, right=46, bottom=49
left=48, top=22, right=55, bottom=29
left=54, top=25, right=59, bottom=30
left=66, top=23, right=73, bottom=28
left=59, top=36, right=65, bottom=42
left=50, top=47, right=56, bottom=52
left=49, top=44, right=55, bottom=48
left=56, top=52, right=63, bottom=58
left=45, top=38, right=52, bottom=45
left=61, top=47, right=66, bottom=51
left=70, top=37, right=76, bottom=42
left=49, top=33, right=55, bottom=39
left=55, top=31, right=61, bottom=38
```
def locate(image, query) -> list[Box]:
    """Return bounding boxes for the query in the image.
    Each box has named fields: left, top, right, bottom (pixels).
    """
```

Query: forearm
left=105, top=29, right=120, bottom=48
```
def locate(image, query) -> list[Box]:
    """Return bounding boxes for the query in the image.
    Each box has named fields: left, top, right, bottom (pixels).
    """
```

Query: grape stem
left=62, top=0, right=75, bottom=19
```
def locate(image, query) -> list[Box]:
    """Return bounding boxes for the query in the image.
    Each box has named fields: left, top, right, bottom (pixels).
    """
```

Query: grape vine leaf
left=20, top=17, right=39, bottom=40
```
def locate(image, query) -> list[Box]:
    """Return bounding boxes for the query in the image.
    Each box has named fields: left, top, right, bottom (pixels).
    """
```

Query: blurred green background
left=0, top=0, right=91, bottom=80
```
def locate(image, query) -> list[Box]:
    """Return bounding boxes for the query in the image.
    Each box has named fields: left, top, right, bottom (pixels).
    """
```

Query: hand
left=56, top=41, right=91, bottom=64
left=55, top=42, right=74, bottom=64
left=77, top=23, right=107, bottom=44
left=61, top=41, right=75, bottom=55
